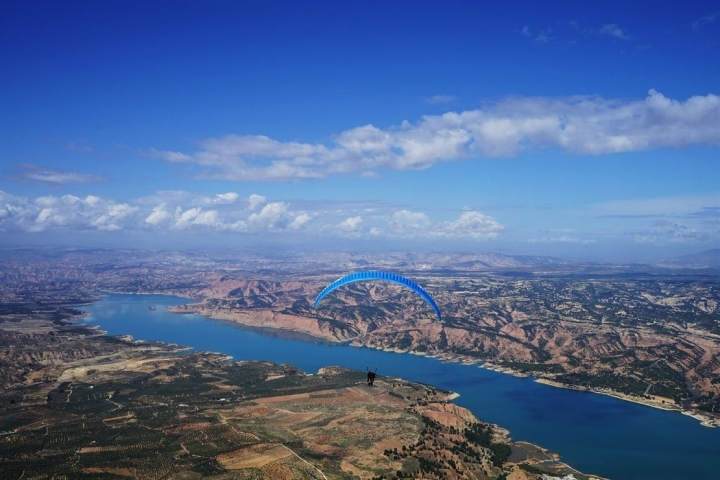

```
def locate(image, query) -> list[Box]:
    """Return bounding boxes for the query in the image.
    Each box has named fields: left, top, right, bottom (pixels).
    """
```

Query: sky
left=0, top=0, right=718, bottom=261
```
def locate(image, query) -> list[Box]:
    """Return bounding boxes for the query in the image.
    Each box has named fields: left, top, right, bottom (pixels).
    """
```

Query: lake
left=77, top=293, right=720, bottom=479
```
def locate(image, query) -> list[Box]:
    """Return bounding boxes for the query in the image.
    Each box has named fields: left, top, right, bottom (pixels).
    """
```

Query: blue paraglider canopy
left=313, top=271, right=441, bottom=321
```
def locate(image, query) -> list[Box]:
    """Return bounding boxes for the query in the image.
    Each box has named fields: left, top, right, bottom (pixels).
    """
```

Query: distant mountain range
left=1, top=245, right=718, bottom=274
left=661, top=249, right=720, bottom=268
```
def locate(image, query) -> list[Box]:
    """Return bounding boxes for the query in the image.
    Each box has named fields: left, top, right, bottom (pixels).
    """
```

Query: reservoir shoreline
left=166, top=298, right=720, bottom=428
left=78, top=292, right=720, bottom=480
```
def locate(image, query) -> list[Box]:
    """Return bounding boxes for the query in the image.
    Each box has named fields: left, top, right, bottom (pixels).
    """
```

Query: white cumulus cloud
left=146, top=90, right=719, bottom=181
left=338, top=216, right=363, bottom=232
left=91, top=203, right=138, bottom=231
left=390, top=210, right=432, bottom=234
left=197, top=192, right=240, bottom=205
left=247, top=194, right=267, bottom=210
left=145, top=205, right=171, bottom=225
left=248, top=202, right=292, bottom=229
left=434, top=211, right=505, bottom=239
left=289, top=213, right=313, bottom=230
left=22, top=194, right=136, bottom=232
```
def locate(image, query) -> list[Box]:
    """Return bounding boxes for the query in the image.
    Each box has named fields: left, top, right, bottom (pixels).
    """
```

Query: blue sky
left=1, top=0, right=718, bottom=261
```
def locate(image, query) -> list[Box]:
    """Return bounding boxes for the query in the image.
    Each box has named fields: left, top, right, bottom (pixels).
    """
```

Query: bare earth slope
left=172, top=274, right=720, bottom=426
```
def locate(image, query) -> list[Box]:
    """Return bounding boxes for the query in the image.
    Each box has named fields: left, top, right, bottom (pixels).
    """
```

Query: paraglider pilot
left=367, top=368, right=376, bottom=386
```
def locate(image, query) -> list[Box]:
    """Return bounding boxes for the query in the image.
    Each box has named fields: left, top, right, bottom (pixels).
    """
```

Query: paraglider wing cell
left=312, top=271, right=441, bottom=320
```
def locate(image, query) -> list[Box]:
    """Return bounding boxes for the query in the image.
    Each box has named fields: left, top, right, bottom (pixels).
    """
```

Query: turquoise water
left=78, top=293, right=720, bottom=479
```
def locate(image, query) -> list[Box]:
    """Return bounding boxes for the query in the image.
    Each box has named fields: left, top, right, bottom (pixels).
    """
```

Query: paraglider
left=312, top=271, right=441, bottom=321
left=367, top=368, right=376, bottom=386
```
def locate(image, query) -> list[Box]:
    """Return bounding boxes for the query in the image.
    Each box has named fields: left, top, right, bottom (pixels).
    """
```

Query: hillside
left=0, top=293, right=599, bottom=479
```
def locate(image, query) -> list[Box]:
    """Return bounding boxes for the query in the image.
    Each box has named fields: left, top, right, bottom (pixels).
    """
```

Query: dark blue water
left=78, top=293, right=720, bottom=479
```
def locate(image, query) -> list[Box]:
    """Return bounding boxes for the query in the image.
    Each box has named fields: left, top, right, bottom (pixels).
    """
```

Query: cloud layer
left=0, top=190, right=504, bottom=242
left=149, top=90, right=720, bottom=181
left=1, top=189, right=716, bottom=247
